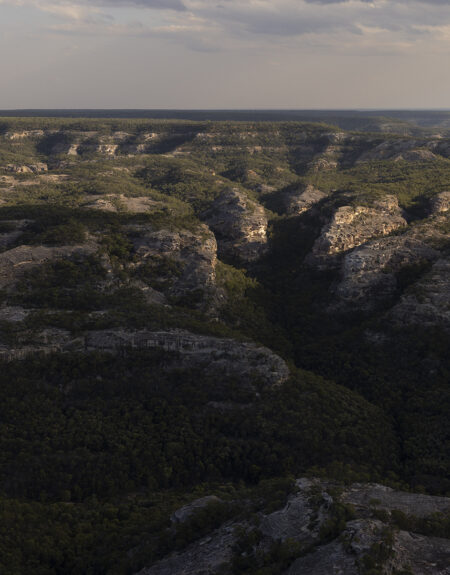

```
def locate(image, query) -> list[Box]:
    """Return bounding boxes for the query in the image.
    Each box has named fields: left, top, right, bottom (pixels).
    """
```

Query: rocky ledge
left=128, top=223, right=220, bottom=310
left=0, top=328, right=290, bottom=389
left=389, top=258, right=450, bottom=332
left=0, top=242, right=97, bottom=289
left=307, top=195, right=407, bottom=270
left=137, top=478, right=450, bottom=575
left=203, top=188, right=268, bottom=263
left=283, top=184, right=327, bottom=216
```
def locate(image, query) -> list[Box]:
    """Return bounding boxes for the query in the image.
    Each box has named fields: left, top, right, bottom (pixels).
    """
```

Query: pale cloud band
left=3, top=0, right=450, bottom=45
left=1, top=0, right=450, bottom=108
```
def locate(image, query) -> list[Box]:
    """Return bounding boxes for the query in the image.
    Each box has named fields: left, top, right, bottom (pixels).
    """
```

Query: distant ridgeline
left=1, top=108, right=450, bottom=133
left=0, top=116, right=449, bottom=574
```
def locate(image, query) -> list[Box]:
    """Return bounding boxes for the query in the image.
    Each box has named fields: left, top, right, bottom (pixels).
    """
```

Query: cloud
left=3, top=0, right=450, bottom=53
left=89, top=0, right=186, bottom=10
left=0, top=0, right=186, bottom=10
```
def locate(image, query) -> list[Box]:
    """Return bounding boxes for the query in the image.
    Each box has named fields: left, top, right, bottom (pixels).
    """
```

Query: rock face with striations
left=128, top=224, right=219, bottom=309
left=0, top=242, right=97, bottom=289
left=287, top=519, right=450, bottom=575
left=389, top=258, right=450, bottom=331
left=332, top=236, right=440, bottom=311
left=307, top=195, right=407, bottom=269
left=0, top=328, right=290, bottom=388
left=283, top=184, right=327, bottom=215
left=203, top=188, right=268, bottom=263
left=84, top=329, right=290, bottom=388
left=430, top=191, right=450, bottom=215
left=328, top=206, right=449, bottom=313
left=136, top=478, right=450, bottom=575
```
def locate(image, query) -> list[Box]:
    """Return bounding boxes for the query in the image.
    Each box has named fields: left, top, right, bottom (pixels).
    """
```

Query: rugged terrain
left=140, top=478, right=450, bottom=575
left=0, top=117, right=448, bottom=574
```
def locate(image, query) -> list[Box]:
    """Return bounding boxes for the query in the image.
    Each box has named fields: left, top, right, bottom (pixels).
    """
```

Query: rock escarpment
left=283, top=184, right=326, bottom=215
left=329, top=208, right=449, bottom=313
left=389, top=258, right=450, bottom=331
left=307, top=195, right=407, bottom=269
left=0, top=242, right=97, bottom=289
left=355, top=139, right=443, bottom=163
left=84, top=329, right=290, bottom=388
left=430, top=191, right=450, bottom=215
left=83, top=194, right=164, bottom=214
left=288, top=519, right=450, bottom=575
left=308, top=132, right=349, bottom=172
left=332, top=236, right=439, bottom=311
left=203, top=188, right=268, bottom=262
left=5, top=163, right=48, bottom=174
left=137, top=478, right=450, bottom=575
left=0, top=328, right=290, bottom=388
left=129, top=224, right=219, bottom=309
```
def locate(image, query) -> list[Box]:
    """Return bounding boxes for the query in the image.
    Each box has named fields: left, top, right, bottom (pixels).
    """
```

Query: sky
left=0, top=0, right=450, bottom=109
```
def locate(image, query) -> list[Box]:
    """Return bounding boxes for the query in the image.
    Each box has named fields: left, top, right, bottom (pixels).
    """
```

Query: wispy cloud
left=2, top=0, right=450, bottom=53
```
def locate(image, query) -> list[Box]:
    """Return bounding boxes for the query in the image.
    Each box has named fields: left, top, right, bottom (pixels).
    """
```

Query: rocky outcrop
left=3, top=130, right=45, bottom=140
left=136, top=522, right=238, bottom=575
left=307, top=195, right=407, bottom=269
left=389, top=258, right=450, bottom=331
left=288, top=519, right=450, bottom=575
left=203, top=188, right=268, bottom=262
left=283, top=184, right=326, bottom=215
left=5, top=163, right=48, bottom=174
left=259, top=478, right=332, bottom=545
left=430, top=191, right=450, bottom=215
left=0, top=242, right=97, bottom=289
left=308, top=132, right=349, bottom=172
left=83, top=195, right=164, bottom=214
left=0, top=220, right=30, bottom=251
left=356, top=139, right=441, bottom=163
left=84, top=329, right=290, bottom=388
left=137, top=478, right=450, bottom=575
left=129, top=224, right=219, bottom=308
left=171, top=496, right=223, bottom=524
left=332, top=236, right=439, bottom=311
left=0, top=328, right=290, bottom=387
left=342, top=483, right=450, bottom=517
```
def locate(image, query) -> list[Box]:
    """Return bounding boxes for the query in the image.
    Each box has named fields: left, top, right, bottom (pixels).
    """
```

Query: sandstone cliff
left=203, top=188, right=268, bottom=263
left=307, top=195, right=407, bottom=270
left=138, top=478, right=450, bottom=575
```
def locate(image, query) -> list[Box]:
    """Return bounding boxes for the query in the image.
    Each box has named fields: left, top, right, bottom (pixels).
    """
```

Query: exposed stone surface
left=135, top=479, right=450, bottom=575
left=287, top=519, right=450, bottom=575
left=6, top=163, right=48, bottom=174
left=83, top=194, right=164, bottom=213
left=342, top=483, right=450, bottom=517
left=283, top=184, right=327, bottom=215
left=136, top=523, right=238, bottom=575
left=308, top=132, right=349, bottom=172
left=171, top=496, right=223, bottom=524
left=308, top=195, right=407, bottom=269
left=259, top=478, right=332, bottom=545
left=356, top=139, right=440, bottom=163
left=0, top=328, right=290, bottom=388
left=0, top=306, right=32, bottom=322
left=430, top=191, right=450, bottom=215
left=0, top=242, right=97, bottom=289
left=203, top=188, right=268, bottom=262
left=129, top=224, right=219, bottom=308
left=0, top=220, right=30, bottom=251
left=83, top=329, right=290, bottom=388
left=389, top=258, right=450, bottom=331
left=332, top=236, right=439, bottom=311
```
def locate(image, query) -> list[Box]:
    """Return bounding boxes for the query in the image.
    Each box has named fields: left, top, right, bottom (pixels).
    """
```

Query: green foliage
left=1, top=117, right=450, bottom=572
left=390, top=509, right=450, bottom=539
